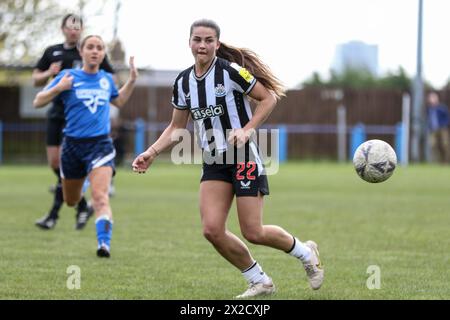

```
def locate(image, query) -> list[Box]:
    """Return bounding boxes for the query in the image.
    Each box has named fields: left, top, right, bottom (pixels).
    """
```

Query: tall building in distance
left=332, top=40, right=378, bottom=75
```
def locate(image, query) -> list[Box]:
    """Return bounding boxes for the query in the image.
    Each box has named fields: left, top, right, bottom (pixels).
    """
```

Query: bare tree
left=0, top=0, right=109, bottom=65
left=0, top=0, right=70, bottom=64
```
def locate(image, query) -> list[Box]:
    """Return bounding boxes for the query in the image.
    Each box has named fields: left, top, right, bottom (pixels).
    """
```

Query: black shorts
left=201, top=162, right=269, bottom=197
left=46, top=117, right=65, bottom=146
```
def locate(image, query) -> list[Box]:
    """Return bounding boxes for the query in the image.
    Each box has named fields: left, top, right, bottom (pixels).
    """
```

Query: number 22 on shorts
left=236, top=162, right=256, bottom=181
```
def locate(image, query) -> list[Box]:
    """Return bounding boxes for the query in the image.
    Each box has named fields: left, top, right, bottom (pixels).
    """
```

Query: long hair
left=190, top=19, right=286, bottom=99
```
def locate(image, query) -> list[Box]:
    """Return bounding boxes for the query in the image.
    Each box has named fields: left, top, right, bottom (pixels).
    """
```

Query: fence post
left=350, top=123, right=366, bottom=159
left=134, top=118, right=145, bottom=157
left=395, top=123, right=403, bottom=164
left=337, top=105, right=347, bottom=162
left=401, top=93, right=411, bottom=165
left=0, top=121, right=3, bottom=165
left=278, top=125, right=288, bottom=163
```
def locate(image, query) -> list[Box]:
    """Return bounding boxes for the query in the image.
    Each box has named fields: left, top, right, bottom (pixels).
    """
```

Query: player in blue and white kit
left=34, top=35, right=138, bottom=258
left=33, top=14, right=115, bottom=231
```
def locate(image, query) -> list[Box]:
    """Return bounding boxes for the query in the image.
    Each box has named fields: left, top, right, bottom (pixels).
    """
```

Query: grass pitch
left=0, top=162, right=449, bottom=300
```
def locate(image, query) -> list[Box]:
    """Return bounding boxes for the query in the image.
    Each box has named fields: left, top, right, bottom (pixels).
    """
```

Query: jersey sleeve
left=171, top=74, right=188, bottom=110
left=44, top=70, right=66, bottom=91
left=43, top=70, right=70, bottom=104
left=228, top=63, right=257, bottom=94
left=35, top=47, right=52, bottom=71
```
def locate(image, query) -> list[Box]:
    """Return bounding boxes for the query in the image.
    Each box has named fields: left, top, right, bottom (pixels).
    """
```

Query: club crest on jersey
left=191, top=105, right=224, bottom=121
left=99, top=77, right=110, bottom=90
left=214, top=84, right=226, bottom=97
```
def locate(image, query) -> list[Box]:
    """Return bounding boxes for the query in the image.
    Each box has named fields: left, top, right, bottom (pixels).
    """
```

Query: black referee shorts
left=201, top=162, right=269, bottom=197
left=46, top=117, right=65, bottom=146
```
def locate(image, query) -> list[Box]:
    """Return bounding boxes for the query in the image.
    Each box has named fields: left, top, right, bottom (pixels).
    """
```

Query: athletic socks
left=82, top=178, right=90, bottom=194
left=47, top=168, right=63, bottom=219
left=286, top=236, right=312, bottom=263
left=53, top=168, right=61, bottom=183
left=241, top=261, right=272, bottom=285
left=95, top=215, right=113, bottom=250
left=76, top=196, right=88, bottom=213
left=48, top=183, right=63, bottom=219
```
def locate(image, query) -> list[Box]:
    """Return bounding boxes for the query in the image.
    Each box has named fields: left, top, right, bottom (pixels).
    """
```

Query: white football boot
left=303, top=240, right=324, bottom=290
left=236, top=279, right=276, bottom=298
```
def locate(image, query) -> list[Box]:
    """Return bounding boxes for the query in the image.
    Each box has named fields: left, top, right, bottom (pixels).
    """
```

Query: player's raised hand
left=49, top=61, right=62, bottom=76
left=132, top=150, right=154, bottom=174
left=57, top=72, right=74, bottom=92
left=129, top=56, right=138, bottom=82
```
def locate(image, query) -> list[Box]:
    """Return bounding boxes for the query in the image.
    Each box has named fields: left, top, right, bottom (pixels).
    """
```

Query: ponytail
left=217, top=43, right=286, bottom=99
left=190, top=19, right=286, bottom=99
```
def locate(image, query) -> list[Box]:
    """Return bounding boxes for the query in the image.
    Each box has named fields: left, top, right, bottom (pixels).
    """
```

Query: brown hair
left=190, top=19, right=286, bottom=99
left=79, top=35, right=104, bottom=50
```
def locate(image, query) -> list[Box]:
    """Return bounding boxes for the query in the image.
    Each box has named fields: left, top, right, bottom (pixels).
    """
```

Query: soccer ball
left=353, top=139, right=397, bottom=183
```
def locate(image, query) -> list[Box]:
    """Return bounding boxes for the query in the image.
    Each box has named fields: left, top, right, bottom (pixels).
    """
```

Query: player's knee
left=65, top=198, right=79, bottom=207
left=242, top=229, right=265, bottom=245
left=202, top=225, right=224, bottom=243
left=91, top=189, right=109, bottom=209
left=49, top=158, right=59, bottom=170
left=63, top=189, right=81, bottom=207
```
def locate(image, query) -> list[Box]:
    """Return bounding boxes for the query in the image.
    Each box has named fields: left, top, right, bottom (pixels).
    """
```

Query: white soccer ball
left=353, top=139, right=397, bottom=183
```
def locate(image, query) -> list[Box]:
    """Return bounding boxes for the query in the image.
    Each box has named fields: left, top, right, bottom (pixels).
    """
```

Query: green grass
left=0, top=162, right=449, bottom=299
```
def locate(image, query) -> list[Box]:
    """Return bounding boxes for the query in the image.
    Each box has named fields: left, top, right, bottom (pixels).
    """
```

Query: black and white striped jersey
left=172, top=57, right=257, bottom=152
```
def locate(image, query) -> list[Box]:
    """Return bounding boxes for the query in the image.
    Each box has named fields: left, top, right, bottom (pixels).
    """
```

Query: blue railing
left=0, top=120, right=403, bottom=165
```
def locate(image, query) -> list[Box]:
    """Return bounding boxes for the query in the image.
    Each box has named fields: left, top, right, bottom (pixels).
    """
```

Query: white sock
left=95, top=214, right=112, bottom=224
left=241, top=261, right=271, bottom=284
left=287, top=237, right=312, bottom=263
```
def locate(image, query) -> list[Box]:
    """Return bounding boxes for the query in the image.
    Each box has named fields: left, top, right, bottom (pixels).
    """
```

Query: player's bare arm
left=33, top=72, right=73, bottom=108
left=132, top=108, right=190, bottom=173
left=111, top=56, right=138, bottom=108
left=228, top=82, right=277, bottom=148
left=32, top=62, right=62, bottom=87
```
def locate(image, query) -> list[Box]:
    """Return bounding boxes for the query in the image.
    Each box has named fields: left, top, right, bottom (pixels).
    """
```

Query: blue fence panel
left=134, top=118, right=145, bottom=156
left=278, top=125, right=288, bottom=163
left=395, top=122, right=403, bottom=164
left=350, top=123, right=367, bottom=159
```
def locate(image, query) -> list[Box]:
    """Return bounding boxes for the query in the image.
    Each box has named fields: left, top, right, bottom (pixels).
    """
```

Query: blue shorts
left=60, top=135, right=116, bottom=180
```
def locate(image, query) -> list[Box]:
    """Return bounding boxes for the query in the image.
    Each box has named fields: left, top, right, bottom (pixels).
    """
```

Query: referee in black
left=32, top=13, right=115, bottom=230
